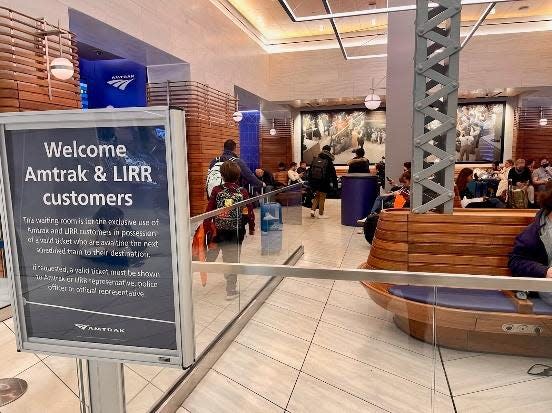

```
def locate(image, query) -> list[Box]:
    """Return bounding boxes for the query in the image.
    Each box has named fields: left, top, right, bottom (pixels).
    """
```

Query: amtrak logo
left=107, top=74, right=135, bottom=91
left=74, top=323, right=125, bottom=333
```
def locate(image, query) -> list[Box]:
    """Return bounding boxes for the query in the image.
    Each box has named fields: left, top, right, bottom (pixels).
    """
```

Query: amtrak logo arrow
left=74, top=324, right=89, bottom=330
left=107, top=78, right=135, bottom=91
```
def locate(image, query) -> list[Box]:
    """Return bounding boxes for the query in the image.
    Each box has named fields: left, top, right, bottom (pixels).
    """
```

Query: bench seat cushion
left=530, top=297, right=552, bottom=315
left=389, top=285, right=516, bottom=313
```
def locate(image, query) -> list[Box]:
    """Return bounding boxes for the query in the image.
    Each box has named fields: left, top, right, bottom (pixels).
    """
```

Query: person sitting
left=368, top=171, right=411, bottom=216
left=496, top=159, right=514, bottom=199
left=509, top=181, right=552, bottom=305
left=532, top=159, right=552, bottom=192
left=255, top=168, right=278, bottom=191
left=287, top=162, right=304, bottom=185
left=347, top=148, right=370, bottom=173
left=296, top=161, right=308, bottom=179
left=508, top=158, right=535, bottom=206
left=456, top=168, right=505, bottom=208
left=387, top=162, right=411, bottom=187
left=273, top=162, right=289, bottom=187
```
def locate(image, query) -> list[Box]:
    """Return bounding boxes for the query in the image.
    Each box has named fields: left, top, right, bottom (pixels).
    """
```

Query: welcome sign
left=0, top=108, right=194, bottom=366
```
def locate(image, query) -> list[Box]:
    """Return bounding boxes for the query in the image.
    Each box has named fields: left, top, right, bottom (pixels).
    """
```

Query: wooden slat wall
left=147, top=81, right=238, bottom=216
left=513, top=107, right=552, bottom=161
left=260, top=118, right=293, bottom=172
left=0, top=7, right=81, bottom=279
left=0, top=6, right=81, bottom=113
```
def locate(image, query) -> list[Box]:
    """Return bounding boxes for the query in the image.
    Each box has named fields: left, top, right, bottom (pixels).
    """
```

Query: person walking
left=308, top=145, right=338, bottom=219
left=204, top=161, right=255, bottom=300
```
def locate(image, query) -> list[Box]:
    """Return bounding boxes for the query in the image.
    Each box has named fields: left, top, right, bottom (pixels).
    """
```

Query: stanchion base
left=0, top=378, right=28, bottom=406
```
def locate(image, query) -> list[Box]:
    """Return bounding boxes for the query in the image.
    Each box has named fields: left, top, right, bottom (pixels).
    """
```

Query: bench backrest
left=368, top=209, right=536, bottom=276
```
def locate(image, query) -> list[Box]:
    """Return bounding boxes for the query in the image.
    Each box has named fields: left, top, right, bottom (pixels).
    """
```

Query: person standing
left=308, top=145, right=338, bottom=219
left=209, top=139, right=264, bottom=192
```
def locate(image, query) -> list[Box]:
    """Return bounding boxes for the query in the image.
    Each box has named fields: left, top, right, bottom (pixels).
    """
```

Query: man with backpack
left=205, top=161, right=255, bottom=300
left=206, top=139, right=264, bottom=198
left=308, top=145, right=338, bottom=219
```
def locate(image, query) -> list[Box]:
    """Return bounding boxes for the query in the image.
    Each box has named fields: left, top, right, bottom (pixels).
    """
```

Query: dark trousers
left=207, top=229, right=244, bottom=293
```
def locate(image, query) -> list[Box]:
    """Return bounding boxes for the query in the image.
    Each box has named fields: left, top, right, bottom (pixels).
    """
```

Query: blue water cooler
left=261, top=202, right=283, bottom=255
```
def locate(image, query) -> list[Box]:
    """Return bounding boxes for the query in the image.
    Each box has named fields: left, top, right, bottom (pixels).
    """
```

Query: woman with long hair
left=456, top=167, right=505, bottom=208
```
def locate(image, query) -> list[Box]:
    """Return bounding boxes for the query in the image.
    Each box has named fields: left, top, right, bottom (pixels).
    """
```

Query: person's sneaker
left=310, top=211, right=316, bottom=218
left=226, top=291, right=239, bottom=300
left=317, top=215, right=329, bottom=219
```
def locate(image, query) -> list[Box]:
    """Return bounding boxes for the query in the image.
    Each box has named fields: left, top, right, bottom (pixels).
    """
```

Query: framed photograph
left=301, top=109, right=386, bottom=166
left=454, top=102, right=505, bottom=163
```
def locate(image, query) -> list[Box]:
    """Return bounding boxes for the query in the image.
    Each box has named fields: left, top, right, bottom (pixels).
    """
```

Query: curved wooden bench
left=361, top=208, right=552, bottom=357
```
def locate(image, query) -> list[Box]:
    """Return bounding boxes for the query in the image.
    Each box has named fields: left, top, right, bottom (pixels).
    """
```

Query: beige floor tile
left=3, top=316, right=14, bottom=331
left=126, top=362, right=164, bottom=382
left=183, top=370, right=283, bottom=413
left=126, top=383, right=163, bottom=413
left=266, top=290, right=326, bottom=319
left=213, top=342, right=299, bottom=408
left=454, top=378, right=552, bottom=413
left=327, top=289, right=395, bottom=322
left=0, top=322, right=41, bottom=378
left=313, top=321, right=449, bottom=393
left=193, top=300, right=226, bottom=327
left=3, top=362, right=80, bottom=413
left=196, top=327, right=221, bottom=357
left=124, top=365, right=149, bottom=402
left=151, top=366, right=185, bottom=392
left=438, top=347, right=482, bottom=362
left=303, top=344, right=437, bottom=413
left=277, top=278, right=331, bottom=303
left=287, top=373, right=388, bottom=413
left=42, top=356, right=79, bottom=395
left=235, top=320, right=310, bottom=369
left=444, top=353, right=552, bottom=396
left=206, top=302, right=241, bottom=333
left=321, top=304, right=434, bottom=357
left=252, top=303, right=318, bottom=341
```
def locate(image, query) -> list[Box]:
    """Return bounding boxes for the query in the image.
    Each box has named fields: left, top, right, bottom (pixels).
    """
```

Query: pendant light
left=232, top=111, right=243, bottom=122
left=269, top=118, right=277, bottom=136
left=364, top=78, right=381, bottom=110
left=539, top=107, right=548, bottom=127
left=49, top=25, right=74, bottom=80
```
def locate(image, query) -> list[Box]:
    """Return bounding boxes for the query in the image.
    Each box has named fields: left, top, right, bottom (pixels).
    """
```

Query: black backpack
left=309, top=156, right=329, bottom=183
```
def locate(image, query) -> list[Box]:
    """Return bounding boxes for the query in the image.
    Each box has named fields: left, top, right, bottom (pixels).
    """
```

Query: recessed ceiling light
left=518, top=5, right=530, bottom=11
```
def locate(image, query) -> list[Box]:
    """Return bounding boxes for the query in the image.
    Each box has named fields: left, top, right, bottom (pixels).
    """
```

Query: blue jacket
left=508, top=209, right=549, bottom=278
left=210, top=150, right=263, bottom=189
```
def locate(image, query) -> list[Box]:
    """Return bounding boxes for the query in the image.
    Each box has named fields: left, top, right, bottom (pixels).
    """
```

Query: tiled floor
left=183, top=200, right=552, bottom=413
left=1, top=200, right=551, bottom=412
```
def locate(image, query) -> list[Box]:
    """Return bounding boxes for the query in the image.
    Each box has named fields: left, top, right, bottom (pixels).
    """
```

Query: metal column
left=412, top=0, right=461, bottom=213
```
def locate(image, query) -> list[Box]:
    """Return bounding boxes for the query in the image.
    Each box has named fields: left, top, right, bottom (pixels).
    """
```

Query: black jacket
left=347, top=157, right=370, bottom=174
left=508, top=209, right=548, bottom=278
left=309, top=150, right=338, bottom=193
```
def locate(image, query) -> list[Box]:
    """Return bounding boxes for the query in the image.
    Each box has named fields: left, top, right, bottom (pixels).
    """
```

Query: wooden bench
left=361, top=208, right=552, bottom=357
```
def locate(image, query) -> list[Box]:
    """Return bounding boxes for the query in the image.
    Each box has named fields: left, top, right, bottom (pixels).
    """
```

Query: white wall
left=1, top=0, right=270, bottom=97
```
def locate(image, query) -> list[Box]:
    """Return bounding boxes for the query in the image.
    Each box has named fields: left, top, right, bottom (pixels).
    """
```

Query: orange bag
left=393, top=194, right=407, bottom=208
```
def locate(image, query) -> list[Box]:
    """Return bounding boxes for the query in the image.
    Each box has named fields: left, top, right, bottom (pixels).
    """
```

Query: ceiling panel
left=225, top=0, right=552, bottom=42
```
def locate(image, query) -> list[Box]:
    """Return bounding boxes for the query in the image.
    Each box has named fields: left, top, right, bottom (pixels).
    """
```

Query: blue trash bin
left=261, top=202, right=283, bottom=255
left=340, top=174, right=379, bottom=226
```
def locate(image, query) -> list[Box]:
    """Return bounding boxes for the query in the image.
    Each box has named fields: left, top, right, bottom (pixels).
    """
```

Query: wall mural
left=455, top=102, right=505, bottom=163
left=301, top=102, right=505, bottom=166
left=301, top=109, right=386, bottom=166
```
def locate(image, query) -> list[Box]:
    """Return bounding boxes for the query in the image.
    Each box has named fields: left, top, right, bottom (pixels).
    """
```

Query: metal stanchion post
left=86, top=360, right=125, bottom=413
